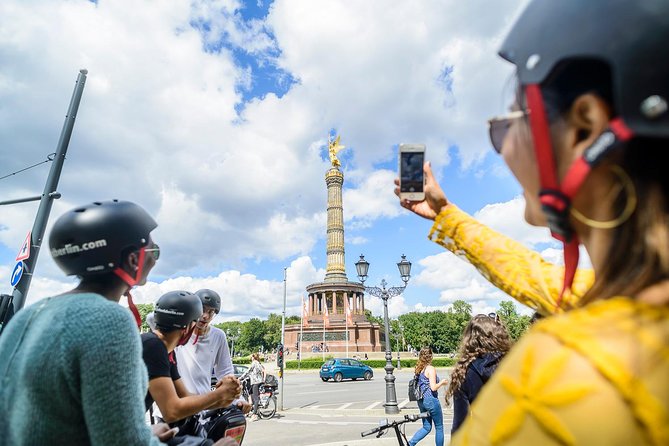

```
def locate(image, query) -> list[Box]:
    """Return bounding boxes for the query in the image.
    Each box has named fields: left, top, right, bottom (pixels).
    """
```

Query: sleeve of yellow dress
left=428, top=204, right=594, bottom=315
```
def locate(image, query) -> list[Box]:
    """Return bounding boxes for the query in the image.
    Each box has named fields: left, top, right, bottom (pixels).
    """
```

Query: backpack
left=408, top=374, right=423, bottom=401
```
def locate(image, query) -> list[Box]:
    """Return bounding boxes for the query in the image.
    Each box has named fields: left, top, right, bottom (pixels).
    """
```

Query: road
left=241, top=368, right=454, bottom=446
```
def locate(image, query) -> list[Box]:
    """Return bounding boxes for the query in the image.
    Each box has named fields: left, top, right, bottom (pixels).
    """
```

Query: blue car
left=320, top=358, right=373, bottom=382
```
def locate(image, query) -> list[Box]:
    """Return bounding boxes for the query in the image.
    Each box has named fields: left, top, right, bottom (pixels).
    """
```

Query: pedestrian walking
left=408, top=347, right=448, bottom=446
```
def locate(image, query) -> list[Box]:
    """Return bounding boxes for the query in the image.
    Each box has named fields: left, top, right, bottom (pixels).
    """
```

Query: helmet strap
left=125, top=290, right=142, bottom=329
left=178, top=323, right=196, bottom=347
left=524, top=84, right=634, bottom=310
left=113, top=247, right=147, bottom=288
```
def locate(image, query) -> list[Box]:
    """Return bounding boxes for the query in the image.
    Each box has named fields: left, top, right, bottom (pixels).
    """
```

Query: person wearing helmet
left=0, top=200, right=175, bottom=446
left=398, top=1, right=669, bottom=444
left=142, top=290, right=242, bottom=441
left=175, top=289, right=251, bottom=411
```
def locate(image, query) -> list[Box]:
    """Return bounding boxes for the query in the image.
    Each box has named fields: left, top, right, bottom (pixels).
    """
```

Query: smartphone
left=399, top=143, right=426, bottom=201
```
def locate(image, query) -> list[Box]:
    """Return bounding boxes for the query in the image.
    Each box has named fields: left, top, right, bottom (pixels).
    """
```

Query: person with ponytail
left=445, top=314, right=511, bottom=435
left=397, top=1, right=669, bottom=444
left=407, top=347, right=448, bottom=446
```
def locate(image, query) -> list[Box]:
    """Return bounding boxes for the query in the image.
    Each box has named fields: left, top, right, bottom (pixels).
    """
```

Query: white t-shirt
left=175, top=326, right=234, bottom=395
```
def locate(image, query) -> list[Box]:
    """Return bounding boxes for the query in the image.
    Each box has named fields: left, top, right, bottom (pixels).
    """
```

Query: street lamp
left=355, top=254, right=411, bottom=415
left=226, top=329, right=239, bottom=359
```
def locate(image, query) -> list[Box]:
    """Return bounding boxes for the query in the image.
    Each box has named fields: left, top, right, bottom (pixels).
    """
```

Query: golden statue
left=328, top=134, right=345, bottom=168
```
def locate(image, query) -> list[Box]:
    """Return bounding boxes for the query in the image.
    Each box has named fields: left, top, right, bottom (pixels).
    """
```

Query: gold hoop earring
left=570, top=165, right=637, bottom=229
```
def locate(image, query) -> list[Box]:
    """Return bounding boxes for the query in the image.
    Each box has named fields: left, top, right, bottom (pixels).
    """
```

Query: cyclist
left=0, top=200, right=173, bottom=445
left=143, top=291, right=241, bottom=440
left=398, top=1, right=669, bottom=444
left=239, top=353, right=265, bottom=421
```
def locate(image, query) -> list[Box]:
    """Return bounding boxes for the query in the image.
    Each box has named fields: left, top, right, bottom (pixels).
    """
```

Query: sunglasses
left=477, top=312, right=501, bottom=323
left=144, top=243, right=160, bottom=261
left=487, top=110, right=528, bottom=154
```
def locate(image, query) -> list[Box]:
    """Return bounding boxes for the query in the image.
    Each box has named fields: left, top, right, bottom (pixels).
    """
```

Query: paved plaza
left=242, top=366, right=454, bottom=446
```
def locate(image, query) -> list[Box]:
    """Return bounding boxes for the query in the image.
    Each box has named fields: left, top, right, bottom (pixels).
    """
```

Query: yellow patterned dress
left=430, top=205, right=669, bottom=446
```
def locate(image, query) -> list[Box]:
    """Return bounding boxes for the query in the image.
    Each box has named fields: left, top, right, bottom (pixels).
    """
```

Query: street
left=242, top=368, right=454, bottom=446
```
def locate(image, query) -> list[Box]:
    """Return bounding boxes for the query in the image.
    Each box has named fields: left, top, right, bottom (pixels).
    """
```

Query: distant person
left=445, top=314, right=512, bottom=434
left=143, top=291, right=241, bottom=442
left=0, top=200, right=174, bottom=445
left=408, top=347, right=448, bottom=446
left=364, top=353, right=368, bottom=360
left=239, top=353, right=265, bottom=422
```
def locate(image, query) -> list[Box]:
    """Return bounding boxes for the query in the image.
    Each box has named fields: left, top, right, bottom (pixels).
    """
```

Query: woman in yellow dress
left=396, top=1, right=669, bottom=444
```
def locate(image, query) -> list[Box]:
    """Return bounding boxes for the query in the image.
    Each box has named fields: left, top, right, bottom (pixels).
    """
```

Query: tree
left=263, top=313, right=283, bottom=348
left=136, top=303, right=154, bottom=333
left=364, top=310, right=383, bottom=325
left=498, top=300, right=531, bottom=340
left=237, top=318, right=266, bottom=355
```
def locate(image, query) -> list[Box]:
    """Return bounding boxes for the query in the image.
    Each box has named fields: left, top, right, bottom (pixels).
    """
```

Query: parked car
left=320, top=358, right=373, bottom=382
left=211, top=364, right=250, bottom=388
left=233, top=364, right=249, bottom=379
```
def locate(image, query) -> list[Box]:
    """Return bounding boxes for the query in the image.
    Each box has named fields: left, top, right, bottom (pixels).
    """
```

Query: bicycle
left=241, top=375, right=278, bottom=419
left=360, top=412, right=429, bottom=446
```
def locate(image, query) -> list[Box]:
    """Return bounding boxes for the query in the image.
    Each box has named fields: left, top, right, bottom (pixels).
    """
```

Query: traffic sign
left=10, top=261, right=24, bottom=287
left=16, top=231, right=31, bottom=262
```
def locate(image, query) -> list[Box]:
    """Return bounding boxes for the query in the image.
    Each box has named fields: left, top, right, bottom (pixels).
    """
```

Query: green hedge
left=233, top=357, right=251, bottom=365
left=285, top=357, right=455, bottom=370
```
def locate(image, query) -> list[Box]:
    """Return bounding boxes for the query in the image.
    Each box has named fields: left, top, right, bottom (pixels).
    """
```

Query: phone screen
left=400, top=152, right=424, bottom=193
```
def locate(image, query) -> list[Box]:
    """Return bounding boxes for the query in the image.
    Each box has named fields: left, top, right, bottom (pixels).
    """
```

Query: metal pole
left=299, top=296, right=304, bottom=371
left=8, top=69, right=88, bottom=317
left=279, top=267, right=286, bottom=411
left=382, top=291, right=399, bottom=414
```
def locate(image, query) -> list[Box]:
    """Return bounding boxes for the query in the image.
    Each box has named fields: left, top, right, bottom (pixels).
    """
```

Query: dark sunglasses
left=144, top=243, right=160, bottom=261
left=487, top=110, right=527, bottom=154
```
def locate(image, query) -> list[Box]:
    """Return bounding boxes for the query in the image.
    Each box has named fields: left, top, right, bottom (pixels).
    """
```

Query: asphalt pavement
left=242, top=365, right=454, bottom=446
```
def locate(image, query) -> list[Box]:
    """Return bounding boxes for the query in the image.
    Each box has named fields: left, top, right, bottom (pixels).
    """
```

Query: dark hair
left=445, top=315, right=511, bottom=404
left=523, top=60, right=669, bottom=303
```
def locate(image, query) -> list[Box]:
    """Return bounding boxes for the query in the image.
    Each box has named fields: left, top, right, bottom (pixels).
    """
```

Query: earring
left=570, top=165, right=637, bottom=229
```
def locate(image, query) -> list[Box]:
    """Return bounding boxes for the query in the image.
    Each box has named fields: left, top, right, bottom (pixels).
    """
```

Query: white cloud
left=0, top=0, right=534, bottom=320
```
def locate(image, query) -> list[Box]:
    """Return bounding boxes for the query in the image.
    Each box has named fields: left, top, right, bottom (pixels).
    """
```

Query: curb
left=280, top=407, right=422, bottom=418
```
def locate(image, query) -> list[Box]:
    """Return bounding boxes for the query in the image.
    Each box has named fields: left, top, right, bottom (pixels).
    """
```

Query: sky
left=0, top=0, right=586, bottom=323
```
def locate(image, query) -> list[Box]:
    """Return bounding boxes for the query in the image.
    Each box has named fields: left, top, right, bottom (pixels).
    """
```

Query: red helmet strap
left=113, top=246, right=147, bottom=288
left=524, top=84, right=634, bottom=310
left=125, top=291, right=142, bottom=329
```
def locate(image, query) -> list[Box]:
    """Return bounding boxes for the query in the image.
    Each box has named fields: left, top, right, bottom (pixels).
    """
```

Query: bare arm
left=425, top=365, right=448, bottom=392
left=149, top=376, right=240, bottom=423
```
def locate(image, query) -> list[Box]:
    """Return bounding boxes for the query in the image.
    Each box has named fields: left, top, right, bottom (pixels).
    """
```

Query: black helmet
left=499, top=0, right=669, bottom=138
left=49, top=200, right=157, bottom=276
left=195, top=289, right=221, bottom=313
left=154, top=291, right=203, bottom=330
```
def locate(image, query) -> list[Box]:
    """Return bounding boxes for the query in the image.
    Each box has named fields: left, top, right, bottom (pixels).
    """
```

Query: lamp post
left=226, top=329, right=239, bottom=359
left=355, top=254, right=411, bottom=415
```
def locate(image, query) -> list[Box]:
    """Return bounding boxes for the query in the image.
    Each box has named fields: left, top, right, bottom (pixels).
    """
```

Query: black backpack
left=408, top=373, right=423, bottom=401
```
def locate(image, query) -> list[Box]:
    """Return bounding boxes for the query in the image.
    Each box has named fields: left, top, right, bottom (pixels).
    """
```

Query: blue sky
left=0, top=0, right=572, bottom=322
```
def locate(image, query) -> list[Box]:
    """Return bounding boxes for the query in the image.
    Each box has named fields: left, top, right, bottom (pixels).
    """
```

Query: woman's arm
left=425, top=365, right=448, bottom=392
left=429, top=204, right=594, bottom=315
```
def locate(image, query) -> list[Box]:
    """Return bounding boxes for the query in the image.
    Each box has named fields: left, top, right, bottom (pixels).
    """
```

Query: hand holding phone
left=399, top=144, right=426, bottom=201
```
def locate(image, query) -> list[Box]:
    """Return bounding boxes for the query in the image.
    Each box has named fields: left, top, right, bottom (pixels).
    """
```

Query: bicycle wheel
left=258, top=396, right=277, bottom=419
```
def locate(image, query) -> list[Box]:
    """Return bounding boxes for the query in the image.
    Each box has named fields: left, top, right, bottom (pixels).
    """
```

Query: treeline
left=137, top=300, right=531, bottom=356
left=391, top=300, right=531, bottom=354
